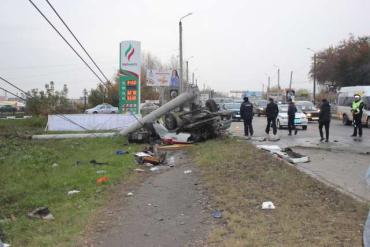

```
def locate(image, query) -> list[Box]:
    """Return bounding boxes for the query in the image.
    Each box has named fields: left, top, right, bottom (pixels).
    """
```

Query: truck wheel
left=205, top=99, right=218, bottom=112
left=302, top=125, right=307, bottom=130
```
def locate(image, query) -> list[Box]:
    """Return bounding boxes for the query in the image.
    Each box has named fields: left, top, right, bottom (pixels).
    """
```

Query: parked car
left=0, top=105, right=17, bottom=113
left=253, top=100, right=268, bottom=116
left=85, top=103, right=118, bottom=114
left=336, top=86, right=370, bottom=126
left=276, top=104, right=308, bottom=130
left=141, top=102, right=159, bottom=116
left=222, top=102, right=242, bottom=121
left=295, top=101, right=320, bottom=121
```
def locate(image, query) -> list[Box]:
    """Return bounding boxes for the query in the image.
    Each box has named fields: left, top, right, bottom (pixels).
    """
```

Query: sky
left=0, top=0, right=370, bottom=98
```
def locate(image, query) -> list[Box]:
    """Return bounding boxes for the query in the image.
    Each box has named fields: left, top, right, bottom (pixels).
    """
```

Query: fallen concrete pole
left=32, top=132, right=117, bottom=140
left=120, top=87, right=198, bottom=136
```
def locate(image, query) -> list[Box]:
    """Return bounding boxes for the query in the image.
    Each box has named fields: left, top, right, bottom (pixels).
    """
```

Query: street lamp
left=264, top=73, right=271, bottom=96
left=273, top=64, right=280, bottom=89
left=179, top=12, right=193, bottom=93
left=307, top=48, right=317, bottom=105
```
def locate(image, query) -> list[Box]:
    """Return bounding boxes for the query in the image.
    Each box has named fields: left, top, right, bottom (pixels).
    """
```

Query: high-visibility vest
left=352, top=100, right=363, bottom=114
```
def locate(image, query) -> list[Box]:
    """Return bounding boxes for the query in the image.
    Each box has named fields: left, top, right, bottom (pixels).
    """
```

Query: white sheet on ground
left=47, top=114, right=138, bottom=131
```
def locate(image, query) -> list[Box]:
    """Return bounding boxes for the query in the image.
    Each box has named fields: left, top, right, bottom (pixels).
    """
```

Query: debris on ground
left=157, top=144, right=193, bottom=151
left=150, top=167, right=160, bottom=172
left=257, top=145, right=309, bottom=164
left=134, top=168, right=145, bottom=173
left=96, top=176, right=110, bottom=184
left=96, top=170, right=107, bottom=174
left=127, top=192, right=134, bottom=196
left=184, top=170, right=192, bottom=174
left=116, top=150, right=128, bottom=155
left=134, top=152, right=152, bottom=158
left=262, top=201, right=275, bottom=210
left=211, top=210, right=222, bottom=219
left=134, top=145, right=167, bottom=166
left=0, top=239, right=10, bottom=247
left=90, top=160, right=108, bottom=166
left=67, top=190, right=80, bottom=195
left=363, top=210, right=370, bottom=247
left=51, top=163, right=58, bottom=168
left=27, top=207, right=55, bottom=220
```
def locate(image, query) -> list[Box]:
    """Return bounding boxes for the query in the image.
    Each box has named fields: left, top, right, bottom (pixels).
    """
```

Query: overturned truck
left=120, top=85, right=233, bottom=143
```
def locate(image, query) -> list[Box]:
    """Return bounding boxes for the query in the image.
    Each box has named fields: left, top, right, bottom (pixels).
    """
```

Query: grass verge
left=0, top=118, right=141, bottom=246
left=190, top=138, right=368, bottom=246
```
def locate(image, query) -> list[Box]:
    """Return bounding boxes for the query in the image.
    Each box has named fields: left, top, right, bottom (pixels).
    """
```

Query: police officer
left=287, top=99, right=298, bottom=136
left=265, top=98, right=279, bottom=136
left=240, top=97, right=254, bottom=139
left=318, top=98, right=331, bottom=142
left=351, top=94, right=364, bottom=138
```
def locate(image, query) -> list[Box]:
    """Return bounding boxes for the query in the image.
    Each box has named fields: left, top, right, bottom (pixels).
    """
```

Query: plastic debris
left=144, top=163, right=154, bottom=167
left=184, top=170, right=192, bottom=174
left=67, top=190, right=80, bottom=195
left=211, top=210, right=222, bottom=219
left=134, top=168, right=145, bottom=173
left=134, top=152, right=152, bottom=157
left=262, top=201, right=275, bottom=210
left=96, top=170, right=107, bottom=174
left=96, top=176, right=110, bottom=184
left=150, top=167, right=160, bottom=172
left=116, top=150, right=128, bottom=155
left=168, top=156, right=175, bottom=167
left=127, top=192, right=134, bottom=196
left=0, top=240, right=10, bottom=247
left=51, top=163, right=59, bottom=168
left=28, top=207, right=55, bottom=220
left=90, top=160, right=108, bottom=166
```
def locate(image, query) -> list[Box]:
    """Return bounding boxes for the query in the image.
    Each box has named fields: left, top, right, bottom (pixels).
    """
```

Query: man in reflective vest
left=351, top=94, right=364, bottom=137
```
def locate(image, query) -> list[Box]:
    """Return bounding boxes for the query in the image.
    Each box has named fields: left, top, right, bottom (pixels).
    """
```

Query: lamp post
left=273, top=64, right=280, bottom=89
left=179, top=12, right=193, bottom=93
left=307, top=48, right=317, bottom=105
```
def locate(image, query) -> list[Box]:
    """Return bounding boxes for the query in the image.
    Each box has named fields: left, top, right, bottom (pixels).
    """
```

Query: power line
left=44, top=0, right=110, bottom=82
left=0, top=86, right=26, bottom=101
left=0, top=75, right=91, bottom=132
left=27, top=0, right=106, bottom=85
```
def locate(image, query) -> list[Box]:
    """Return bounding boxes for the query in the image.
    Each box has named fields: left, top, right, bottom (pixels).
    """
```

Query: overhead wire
left=44, top=0, right=110, bottom=82
left=0, top=75, right=91, bottom=132
left=27, top=0, right=106, bottom=85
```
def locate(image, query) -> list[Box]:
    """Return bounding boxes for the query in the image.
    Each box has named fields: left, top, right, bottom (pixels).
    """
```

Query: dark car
left=295, top=101, right=320, bottom=121
left=0, top=105, right=17, bottom=113
left=253, top=100, right=268, bottom=116
left=222, top=102, right=242, bottom=121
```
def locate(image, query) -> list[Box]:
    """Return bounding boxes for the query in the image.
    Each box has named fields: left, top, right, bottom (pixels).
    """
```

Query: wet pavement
left=231, top=117, right=370, bottom=201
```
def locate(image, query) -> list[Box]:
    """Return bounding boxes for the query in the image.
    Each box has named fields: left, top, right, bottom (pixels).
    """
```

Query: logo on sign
left=125, top=44, right=135, bottom=61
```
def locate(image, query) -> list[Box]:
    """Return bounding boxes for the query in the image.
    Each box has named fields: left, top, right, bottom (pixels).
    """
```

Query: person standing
left=240, top=97, right=254, bottom=139
left=265, top=98, right=279, bottom=136
left=287, top=99, right=298, bottom=136
left=351, top=94, right=364, bottom=138
left=318, top=98, right=331, bottom=142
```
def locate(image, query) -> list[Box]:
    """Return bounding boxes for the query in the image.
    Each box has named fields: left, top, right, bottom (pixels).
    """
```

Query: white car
left=276, top=104, right=308, bottom=130
left=85, top=103, right=118, bottom=114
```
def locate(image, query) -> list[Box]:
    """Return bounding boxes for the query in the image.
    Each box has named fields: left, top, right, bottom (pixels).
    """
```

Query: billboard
left=146, top=70, right=171, bottom=87
left=119, top=41, right=141, bottom=114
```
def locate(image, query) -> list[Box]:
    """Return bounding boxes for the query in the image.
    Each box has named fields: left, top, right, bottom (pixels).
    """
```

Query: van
left=336, top=86, right=370, bottom=126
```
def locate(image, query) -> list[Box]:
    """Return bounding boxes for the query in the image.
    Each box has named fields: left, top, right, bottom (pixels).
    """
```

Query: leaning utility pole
left=313, top=53, right=316, bottom=105
left=277, top=68, right=280, bottom=89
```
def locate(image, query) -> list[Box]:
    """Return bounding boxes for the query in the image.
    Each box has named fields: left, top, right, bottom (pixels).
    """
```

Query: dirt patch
left=190, top=138, right=368, bottom=246
left=82, top=151, right=213, bottom=247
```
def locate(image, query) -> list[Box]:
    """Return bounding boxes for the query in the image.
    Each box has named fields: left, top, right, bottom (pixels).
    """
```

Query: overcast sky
left=1, top=0, right=369, bottom=98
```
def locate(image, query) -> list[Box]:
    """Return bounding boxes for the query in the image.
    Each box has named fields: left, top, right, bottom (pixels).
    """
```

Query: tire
left=111, top=111, right=116, bottom=114
left=205, top=99, right=218, bottom=112
left=302, top=125, right=307, bottom=130
left=277, top=120, right=283, bottom=129
left=164, top=113, right=178, bottom=130
left=93, top=111, right=98, bottom=114
left=342, top=114, right=351, bottom=126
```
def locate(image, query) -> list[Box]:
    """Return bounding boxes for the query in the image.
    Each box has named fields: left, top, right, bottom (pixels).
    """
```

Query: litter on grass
left=116, top=150, right=128, bottom=155
left=51, top=163, right=59, bottom=168
left=0, top=240, right=10, bottom=247
left=96, top=170, right=107, bottom=174
left=184, top=170, right=192, bottom=174
left=257, top=145, right=310, bottom=164
left=96, top=176, right=110, bottom=184
left=90, top=160, right=108, bottom=165
left=28, top=207, right=55, bottom=220
left=67, top=190, right=80, bottom=195
left=211, top=210, right=222, bottom=219
left=134, top=168, right=145, bottom=173
left=127, top=192, right=134, bottom=196
left=262, top=201, right=275, bottom=210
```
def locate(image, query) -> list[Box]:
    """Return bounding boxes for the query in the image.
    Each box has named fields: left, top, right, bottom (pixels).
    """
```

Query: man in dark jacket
left=240, top=97, right=254, bottom=138
left=351, top=94, right=364, bottom=138
left=265, top=98, right=279, bottom=136
left=287, top=99, right=298, bottom=135
left=318, top=98, right=331, bottom=142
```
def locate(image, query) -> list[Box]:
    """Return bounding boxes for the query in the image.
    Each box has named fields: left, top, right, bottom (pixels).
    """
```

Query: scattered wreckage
left=123, top=85, right=233, bottom=144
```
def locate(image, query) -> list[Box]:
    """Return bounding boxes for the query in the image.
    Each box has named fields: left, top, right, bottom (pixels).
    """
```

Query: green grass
left=190, top=138, right=368, bottom=246
left=0, top=118, right=141, bottom=246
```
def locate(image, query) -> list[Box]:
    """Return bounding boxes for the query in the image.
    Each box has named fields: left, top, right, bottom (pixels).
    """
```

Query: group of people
left=239, top=94, right=365, bottom=141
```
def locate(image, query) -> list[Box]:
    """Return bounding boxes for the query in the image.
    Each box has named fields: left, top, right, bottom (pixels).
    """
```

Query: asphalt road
left=230, top=117, right=370, bottom=201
